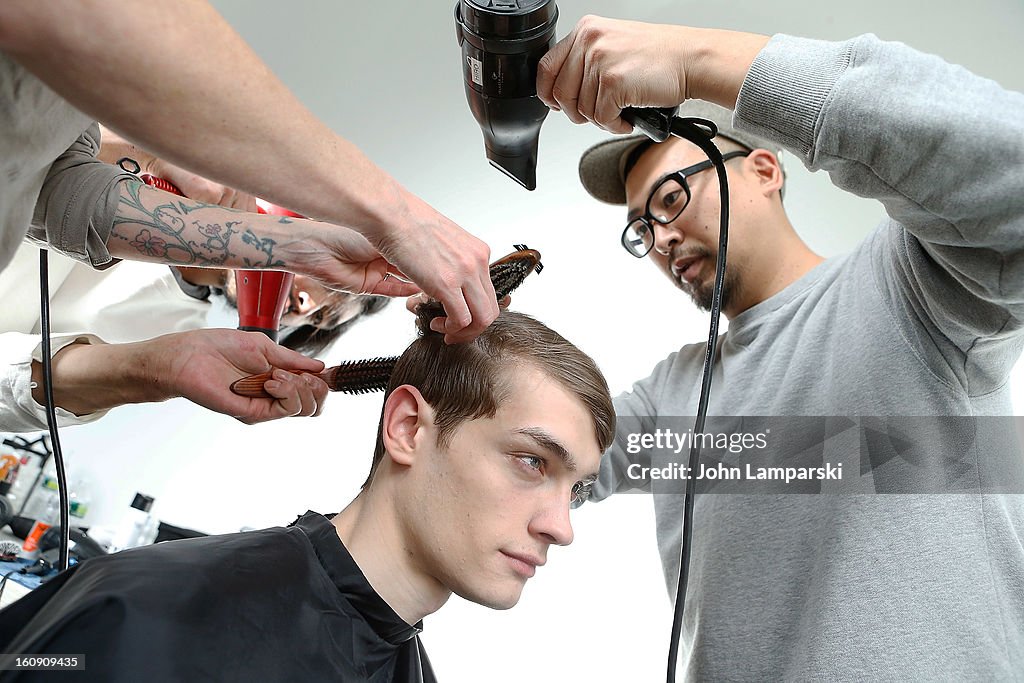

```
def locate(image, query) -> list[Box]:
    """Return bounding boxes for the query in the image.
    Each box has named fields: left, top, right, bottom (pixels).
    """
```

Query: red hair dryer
left=140, top=176, right=302, bottom=342
left=234, top=201, right=305, bottom=342
left=234, top=269, right=294, bottom=342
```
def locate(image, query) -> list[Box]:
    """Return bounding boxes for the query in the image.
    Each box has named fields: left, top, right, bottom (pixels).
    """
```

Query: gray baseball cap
left=578, top=100, right=782, bottom=205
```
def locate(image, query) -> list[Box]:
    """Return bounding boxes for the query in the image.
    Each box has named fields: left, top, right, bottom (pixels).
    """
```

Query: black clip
left=669, top=116, right=719, bottom=142
left=621, top=106, right=680, bottom=143
left=513, top=244, right=543, bottom=273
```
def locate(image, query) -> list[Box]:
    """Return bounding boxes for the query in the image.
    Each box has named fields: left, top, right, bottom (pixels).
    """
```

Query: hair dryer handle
left=622, top=106, right=680, bottom=142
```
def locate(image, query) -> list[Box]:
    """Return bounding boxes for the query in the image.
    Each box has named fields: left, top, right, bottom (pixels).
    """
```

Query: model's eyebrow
left=515, top=427, right=574, bottom=470
left=515, top=427, right=578, bottom=473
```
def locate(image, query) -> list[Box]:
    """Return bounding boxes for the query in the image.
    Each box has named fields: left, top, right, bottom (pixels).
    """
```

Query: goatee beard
left=670, top=246, right=735, bottom=312
left=680, top=263, right=736, bottom=313
left=689, top=279, right=731, bottom=312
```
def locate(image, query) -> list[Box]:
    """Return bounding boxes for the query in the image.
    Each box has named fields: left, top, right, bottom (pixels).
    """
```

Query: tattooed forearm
left=110, top=180, right=285, bottom=268
left=241, top=230, right=285, bottom=268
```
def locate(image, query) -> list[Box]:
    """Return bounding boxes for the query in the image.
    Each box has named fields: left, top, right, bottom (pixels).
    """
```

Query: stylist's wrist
left=132, top=334, right=193, bottom=405
left=355, top=176, right=413, bottom=249
left=684, top=28, right=769, bottom=109
left=264, top=219, right=330, bottom=274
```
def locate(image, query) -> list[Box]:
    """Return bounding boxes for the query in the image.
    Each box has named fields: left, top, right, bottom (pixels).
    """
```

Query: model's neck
left=332, top=491, right=450, bottom=625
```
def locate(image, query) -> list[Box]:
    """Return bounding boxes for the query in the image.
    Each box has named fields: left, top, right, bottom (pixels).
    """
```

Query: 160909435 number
left=0, top=654, right=85, bottom=671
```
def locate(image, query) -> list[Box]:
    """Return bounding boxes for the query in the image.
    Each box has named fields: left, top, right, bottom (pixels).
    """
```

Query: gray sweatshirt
left=594, top=34, right=1024, bottom=679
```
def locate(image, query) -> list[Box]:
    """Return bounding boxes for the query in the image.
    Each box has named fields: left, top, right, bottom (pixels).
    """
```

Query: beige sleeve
left=27, top=123, right=137, bottom=270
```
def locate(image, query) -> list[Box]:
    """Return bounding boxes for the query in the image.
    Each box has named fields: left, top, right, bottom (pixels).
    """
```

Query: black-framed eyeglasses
left=620, top=150, right=750, bottom=258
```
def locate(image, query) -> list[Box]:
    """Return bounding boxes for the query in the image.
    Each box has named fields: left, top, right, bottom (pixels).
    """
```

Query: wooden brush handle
left=230, top=369, right=327, bottom=399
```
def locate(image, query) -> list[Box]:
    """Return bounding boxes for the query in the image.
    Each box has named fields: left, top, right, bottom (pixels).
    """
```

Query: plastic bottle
left=111, top=493, right=156, bottom=552
left=21, top=486, right=59, bottom=557
left=5, top=453, right=40, bottom=515
left=67, top=478, right=91, bottom=529
left=0, top=452, right=18, bottom=497
left=19, top=475, right=59, bottom=523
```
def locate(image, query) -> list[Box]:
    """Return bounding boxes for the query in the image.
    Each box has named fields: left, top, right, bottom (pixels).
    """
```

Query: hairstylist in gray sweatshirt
left=540, top=17, right=1024, bottom=680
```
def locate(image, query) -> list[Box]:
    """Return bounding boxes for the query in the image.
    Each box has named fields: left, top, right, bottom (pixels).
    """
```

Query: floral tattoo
left=112, top=180, right=282, bottom=268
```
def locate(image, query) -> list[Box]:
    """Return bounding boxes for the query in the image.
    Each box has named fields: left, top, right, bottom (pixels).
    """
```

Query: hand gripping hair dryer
left=454, top=0, right=678, bottom=190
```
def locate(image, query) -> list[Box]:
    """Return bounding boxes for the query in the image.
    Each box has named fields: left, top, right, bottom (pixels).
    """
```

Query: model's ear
left=381, top=385, right=435, bottom=467
left=747, top=148, right=784, bottom=198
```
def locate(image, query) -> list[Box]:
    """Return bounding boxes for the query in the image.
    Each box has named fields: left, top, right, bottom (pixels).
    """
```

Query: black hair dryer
left=455, top=0, right=557, bottom=191
left=455, top=0, right=680, bottom=191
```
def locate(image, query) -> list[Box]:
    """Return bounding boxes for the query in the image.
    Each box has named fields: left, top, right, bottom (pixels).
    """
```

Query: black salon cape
left=0, top=512, right=436, bottom=682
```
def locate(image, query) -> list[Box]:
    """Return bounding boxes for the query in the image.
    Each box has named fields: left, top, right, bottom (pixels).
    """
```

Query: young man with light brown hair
left=0, top=308, right=614, bottom=682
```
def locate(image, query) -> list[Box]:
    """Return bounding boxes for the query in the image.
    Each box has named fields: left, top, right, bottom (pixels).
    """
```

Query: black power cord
left=623, top=108, right=731, bottom=683
left=37, top=250, right=71, bottom=572
left=661, top=117, right=729, bottom=683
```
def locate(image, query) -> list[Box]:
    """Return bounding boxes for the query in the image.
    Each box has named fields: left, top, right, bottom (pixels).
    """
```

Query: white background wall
left=5, top=1, right=1022, bottom=680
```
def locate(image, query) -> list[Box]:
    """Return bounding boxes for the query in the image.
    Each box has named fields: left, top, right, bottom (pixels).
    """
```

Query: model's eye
left=516, top=455, right=543, bottom=472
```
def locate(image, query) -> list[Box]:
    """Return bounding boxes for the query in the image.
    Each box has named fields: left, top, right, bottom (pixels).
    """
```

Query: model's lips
left=672, top=255, right=703, bottom=284
left=501, top=551, right=544, bottom=578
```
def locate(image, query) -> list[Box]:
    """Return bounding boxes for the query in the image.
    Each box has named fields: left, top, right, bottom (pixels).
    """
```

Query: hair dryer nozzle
left=488, top=157, right=536, bottom=191
left=235, top=270, right=294, bottom=342
left=479, top=94, right=549, bottom=191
